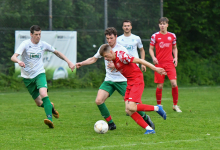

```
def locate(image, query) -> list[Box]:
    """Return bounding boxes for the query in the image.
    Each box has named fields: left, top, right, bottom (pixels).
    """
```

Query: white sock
left=154, top=106, right=159, bottom=111
left=145, top=125, right=153, bottom=130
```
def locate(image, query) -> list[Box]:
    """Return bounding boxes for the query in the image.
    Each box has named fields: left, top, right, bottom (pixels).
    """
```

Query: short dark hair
left=122, top=20, right=132, bottom=26
left=105, top=27, right=117, bottom=37
left=159, top=17, right=169, bottom=24
left=99, top=44, right=111, bottom=56
left=30, top=25, right=41, bottom=34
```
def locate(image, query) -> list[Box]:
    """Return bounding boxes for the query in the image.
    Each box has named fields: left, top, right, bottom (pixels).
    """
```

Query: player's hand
left=76, top=62, right=83, bottom=69
left=107, top=61, right=116, bottom=72
left=155, top=67, right=167, bottom=75
left=18, top=61, right=25, bottom=68
left=141, top=65, right=146, bottom=72
left=68, top=62, right=75, bottom=72
left=173, top=58, right=178, bottom=67
left=152, top=57, right=158, bottom=65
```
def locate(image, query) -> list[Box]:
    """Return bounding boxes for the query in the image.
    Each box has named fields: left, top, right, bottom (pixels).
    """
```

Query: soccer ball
left=94, top=120, right=108, bottom=134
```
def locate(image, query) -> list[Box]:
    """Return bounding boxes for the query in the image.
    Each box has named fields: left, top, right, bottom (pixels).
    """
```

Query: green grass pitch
left=0, top=86, right=220, bottom=150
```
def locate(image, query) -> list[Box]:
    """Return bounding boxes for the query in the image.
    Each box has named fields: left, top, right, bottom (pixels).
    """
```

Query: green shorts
left=23, top=73, right=48, bottom=100
left=99, top=81, right=127, bottom=97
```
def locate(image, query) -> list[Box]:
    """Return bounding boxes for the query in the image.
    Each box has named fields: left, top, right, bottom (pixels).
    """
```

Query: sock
left=138, top=111, right=147, bottom=120
left=42, top=96, right=53, bottom=122
left=156, top=88, right=162, bottom=105
left=97, top=103, right=113, bottom=124
left=131, top=112, right=148, bottom=129
left=137, top=104, right=154, bottom=111
left=172, top=86, right=178, bottom=105
left=154, top=106, right=159, bottom=111
left=145, top=125, right=153, bottom=130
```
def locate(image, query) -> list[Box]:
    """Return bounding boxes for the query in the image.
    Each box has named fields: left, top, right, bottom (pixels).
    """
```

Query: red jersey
left=113, top=51, right=143, bottom=85
left=150, top=31, right=176, bottom=63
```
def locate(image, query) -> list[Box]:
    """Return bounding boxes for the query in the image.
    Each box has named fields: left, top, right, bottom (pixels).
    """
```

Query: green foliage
left=0, top=0, right=220, bottom=88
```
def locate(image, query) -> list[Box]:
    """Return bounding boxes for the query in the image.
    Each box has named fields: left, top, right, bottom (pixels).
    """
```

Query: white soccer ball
left=94, top=120, right=108, bottom=134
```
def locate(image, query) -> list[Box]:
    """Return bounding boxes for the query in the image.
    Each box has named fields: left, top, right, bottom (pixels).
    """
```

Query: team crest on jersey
left=168, top=36, right=172, bottom=41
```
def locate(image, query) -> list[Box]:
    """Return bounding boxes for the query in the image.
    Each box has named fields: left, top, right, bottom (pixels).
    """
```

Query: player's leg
left=126, top=101, right=158, bottom=134
left=125, top=83, right=166, bottom=134
left=36, top=73, right=54, bottom=128
left=34, top=96, right=59, bottom=118
left=114, top=82, right=155, bottom=128
left=154, top=64, right=165, bottom=105
left=170, top=79, right=181, bottom=112
left=167, top=64, right=182, bottom=112
left=96, top=81, right=116, bottom=130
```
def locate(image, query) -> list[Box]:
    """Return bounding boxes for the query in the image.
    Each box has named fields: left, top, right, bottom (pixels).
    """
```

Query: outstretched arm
left=76, top=57, right=98, bottom=69
left=132, top=57, right=166, bottom=75
left=53, top=50, right=75, bottom=71
left=11, top=53, right=25, bottom=68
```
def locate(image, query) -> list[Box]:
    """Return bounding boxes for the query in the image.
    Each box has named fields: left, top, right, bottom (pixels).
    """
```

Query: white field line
left=82, top=136, right=220, bottom=149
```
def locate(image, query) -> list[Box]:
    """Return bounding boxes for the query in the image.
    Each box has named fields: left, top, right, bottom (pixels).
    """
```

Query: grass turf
left=0, top=86, right=220, bottom=150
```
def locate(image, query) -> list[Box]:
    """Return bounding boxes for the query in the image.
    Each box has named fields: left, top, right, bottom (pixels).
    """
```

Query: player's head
left=105, top=27, right=117, bottom=47
left=99, top=44, right=115, bottom=61
left=122, top=20, right=132, bottom=34
left=158, top=17, right=169, bottom=32
left=30, top=25, right=41, bottom=44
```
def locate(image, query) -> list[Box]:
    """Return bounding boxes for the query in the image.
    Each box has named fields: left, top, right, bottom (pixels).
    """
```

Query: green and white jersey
left=94, top=43, right=128, bottom=82
left=15, top=39, right=55, bottom=79
left=117, top=34, right=143, bottom=58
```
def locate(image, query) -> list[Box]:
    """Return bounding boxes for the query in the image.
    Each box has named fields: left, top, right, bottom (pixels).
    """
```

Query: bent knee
left=95, top=98, right=105, bottom=105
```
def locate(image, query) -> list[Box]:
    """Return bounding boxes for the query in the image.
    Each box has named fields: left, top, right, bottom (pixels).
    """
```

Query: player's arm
left=172, top=45, right=178, bottom=67
left=139, top=47, right=146, bottom=72
left=132, top=57, right=166, bottom=75
left=53, top=50, right=75, bottom=71
left=149, top=45, right=158, bottom=64
left=11, top=53, right=25, bottom=68
left=76, top=57, right=98, bottom=69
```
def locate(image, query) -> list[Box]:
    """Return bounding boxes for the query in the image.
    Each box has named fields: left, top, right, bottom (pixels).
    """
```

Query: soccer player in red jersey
left=149, top=17, right=182, bottom=112
left=99, top=44, right=167, bottom=134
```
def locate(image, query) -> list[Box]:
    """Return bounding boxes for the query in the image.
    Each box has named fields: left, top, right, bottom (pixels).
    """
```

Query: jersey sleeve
left=93, top=45, right=102, bottom=58
left=118, top=51, right=134, bottom=64
left=172, top=34, right=177, bottom=45
left=137, top=36, right=143, bottom=48
left=43, top=41, right=55, bottom=52
left=15, top=41, right=26, bottom=55
left=150, top=34, right=156, bottom=46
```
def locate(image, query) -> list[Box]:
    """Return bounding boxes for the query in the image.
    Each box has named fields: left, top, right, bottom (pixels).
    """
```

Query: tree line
left=0, top=0, right=219, bottom=90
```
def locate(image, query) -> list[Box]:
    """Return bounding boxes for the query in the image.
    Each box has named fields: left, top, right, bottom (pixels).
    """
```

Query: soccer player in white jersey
left=11, top=25, right=75, bottom=128
left=117, top=20, right=147, bottom=72
left=76, top=27, right=155, bottom=130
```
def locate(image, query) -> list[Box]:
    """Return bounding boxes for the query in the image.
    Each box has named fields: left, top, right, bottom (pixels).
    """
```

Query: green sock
left=138, top=111, right=147, bottom=120
left=42, top=96, right=53, bottom=122
left=97, top=103, right=113, bottom=124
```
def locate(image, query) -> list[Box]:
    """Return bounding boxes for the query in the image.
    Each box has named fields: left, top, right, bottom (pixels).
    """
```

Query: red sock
left=156, top=88, right=162, bottom=105
left=137, top=104, right=154, bottom=111
left=172, top=86, right=178, bottom=105
left=131, top=112, right=148, bottom=129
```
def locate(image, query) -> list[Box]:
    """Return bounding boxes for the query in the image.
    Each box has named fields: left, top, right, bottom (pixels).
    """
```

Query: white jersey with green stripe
left=94, top=43, right=128, bottom=82
left=15, top=39, right=55, bottom=79
left=117, top=34, right=143, bottom=58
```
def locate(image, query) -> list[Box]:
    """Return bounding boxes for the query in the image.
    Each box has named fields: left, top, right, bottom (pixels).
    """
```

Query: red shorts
left=124, top=82, right=144, bottom=103
left=154, top=63, right=177, bottom=83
